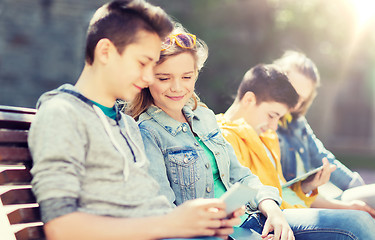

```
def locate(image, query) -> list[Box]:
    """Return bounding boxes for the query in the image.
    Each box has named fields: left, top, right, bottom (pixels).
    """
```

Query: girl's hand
left=301, top=157, right=336, bottom=194
left=258, top=199, right=295, bottom=240
left=345, top=200, right=375, bottom=218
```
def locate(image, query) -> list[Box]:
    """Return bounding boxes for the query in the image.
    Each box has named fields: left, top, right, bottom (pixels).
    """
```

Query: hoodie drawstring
left=93, top=105, right=130, bottom=181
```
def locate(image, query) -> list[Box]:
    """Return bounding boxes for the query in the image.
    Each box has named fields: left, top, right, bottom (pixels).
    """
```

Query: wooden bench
left=0, top=105, right=45, bottom=240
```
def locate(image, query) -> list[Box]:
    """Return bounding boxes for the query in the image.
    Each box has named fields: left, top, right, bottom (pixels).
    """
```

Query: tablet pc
left=282, top=166, right=323, bottom=188
left=220, top=182, right=256, bottom=215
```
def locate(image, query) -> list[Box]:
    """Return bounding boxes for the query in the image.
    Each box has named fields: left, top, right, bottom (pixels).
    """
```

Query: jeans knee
left=344, top=210, right=375, bottom=239
left=351, top=210, right=373, bottom=226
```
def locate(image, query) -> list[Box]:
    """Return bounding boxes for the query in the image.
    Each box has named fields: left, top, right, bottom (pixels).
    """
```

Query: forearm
left=44, top=211, right=178, bottom=240
left=310, top=194, right=349, bottom=209
left=258, top=199, right=282, bottom=218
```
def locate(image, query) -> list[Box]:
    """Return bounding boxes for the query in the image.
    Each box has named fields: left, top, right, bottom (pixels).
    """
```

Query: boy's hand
left=165, top=198, right=233, bottom=238
left=215, top=206, right=245, bottom=239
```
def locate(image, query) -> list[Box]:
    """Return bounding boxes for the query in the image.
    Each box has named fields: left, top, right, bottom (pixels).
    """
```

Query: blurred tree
left=1, top=0, right=375, bottom=161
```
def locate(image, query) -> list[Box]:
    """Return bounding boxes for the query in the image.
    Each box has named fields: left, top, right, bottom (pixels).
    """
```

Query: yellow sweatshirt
left=216, top=114, right=317, bottom=209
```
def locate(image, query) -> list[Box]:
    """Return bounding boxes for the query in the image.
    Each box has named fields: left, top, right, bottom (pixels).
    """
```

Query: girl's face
left=288, top=70, right=315, bottom=113
left=149, top=52, right=197, bottom=120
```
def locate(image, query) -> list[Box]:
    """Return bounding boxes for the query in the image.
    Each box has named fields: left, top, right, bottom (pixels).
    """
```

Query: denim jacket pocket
left=167, top=149, right=199, bottom=187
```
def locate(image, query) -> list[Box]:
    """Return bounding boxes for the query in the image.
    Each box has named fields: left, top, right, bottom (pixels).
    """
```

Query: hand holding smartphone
left=220, top=182, right=256, bottom=215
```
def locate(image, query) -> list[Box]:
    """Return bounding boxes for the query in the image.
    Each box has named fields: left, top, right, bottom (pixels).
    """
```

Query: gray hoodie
left=29, top=84, right=172, bottom=223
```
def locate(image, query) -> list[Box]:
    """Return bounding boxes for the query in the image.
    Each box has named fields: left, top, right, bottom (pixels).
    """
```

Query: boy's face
left=244, top=100, right=289, bottom=135
left=107, top=30, right=162, bottom=101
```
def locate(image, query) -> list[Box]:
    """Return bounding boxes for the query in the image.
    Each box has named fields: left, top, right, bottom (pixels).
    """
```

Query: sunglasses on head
left=161, top=33, right=197, bottom=51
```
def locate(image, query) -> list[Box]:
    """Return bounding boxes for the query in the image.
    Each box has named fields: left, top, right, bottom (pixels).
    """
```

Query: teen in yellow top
left=216, top=116, right=317, bottom=209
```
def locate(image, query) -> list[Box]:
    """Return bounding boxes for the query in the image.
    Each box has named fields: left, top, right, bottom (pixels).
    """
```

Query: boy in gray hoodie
left=28, top=1, right=244, bottom=239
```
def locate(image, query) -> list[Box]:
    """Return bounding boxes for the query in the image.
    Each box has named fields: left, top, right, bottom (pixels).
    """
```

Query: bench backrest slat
left=0, top=130, right=28, bottom=144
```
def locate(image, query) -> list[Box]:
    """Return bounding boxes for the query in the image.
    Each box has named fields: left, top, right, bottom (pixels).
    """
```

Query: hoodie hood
left=36, top=84, right=84, bottom=109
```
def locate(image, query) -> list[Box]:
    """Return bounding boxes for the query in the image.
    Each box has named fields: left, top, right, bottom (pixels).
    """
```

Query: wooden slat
left=0, top=106, right=35, bottom=131
left=13, top=223, right=44, bottom=240
left=0, top=147, right=32, bottom=164
left=0, top=186, right=35, bottom=205
left=7, top=205, right=41, bottom=225
left=0, top=106, right=37, bottom=115
left=0, top=130, right=28, bottom=144
left=0, top=168, right=32, bottom=185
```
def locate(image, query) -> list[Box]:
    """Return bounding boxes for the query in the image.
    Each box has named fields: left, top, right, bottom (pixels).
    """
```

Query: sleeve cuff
left=291, top=181, right=318, bottom=207
left=39, top=197, right=78, bottom=223
left=247, top=185, right=282, bottom=211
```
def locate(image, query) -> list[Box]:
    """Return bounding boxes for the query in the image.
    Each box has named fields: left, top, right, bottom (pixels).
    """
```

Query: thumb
left=261, top=219, right=272, bottom=238
left=329, top=164, right=337, bottom=173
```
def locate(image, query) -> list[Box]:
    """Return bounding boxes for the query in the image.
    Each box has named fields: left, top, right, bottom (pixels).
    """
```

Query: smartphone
left=220, top=182, right=256, bottom=215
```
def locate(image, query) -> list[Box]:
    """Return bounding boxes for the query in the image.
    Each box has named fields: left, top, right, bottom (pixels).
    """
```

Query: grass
left=335, top=153, right=375, bottom=170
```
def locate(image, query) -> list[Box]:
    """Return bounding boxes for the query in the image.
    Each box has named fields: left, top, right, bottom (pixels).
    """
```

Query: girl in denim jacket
left=128, top=24, right=294, bottom=240
left=274, top=50, right=375, bottom=214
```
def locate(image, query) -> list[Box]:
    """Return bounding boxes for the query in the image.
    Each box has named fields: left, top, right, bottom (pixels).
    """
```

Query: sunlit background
left=0, top=0, right=374, bottom=176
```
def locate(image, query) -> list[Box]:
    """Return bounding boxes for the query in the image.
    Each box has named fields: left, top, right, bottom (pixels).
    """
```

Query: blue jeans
left=241, top=208, right=375, bottom=239
left=166, top=227, right=261, bottom=240
left=165, top=238, right=221, bottom=240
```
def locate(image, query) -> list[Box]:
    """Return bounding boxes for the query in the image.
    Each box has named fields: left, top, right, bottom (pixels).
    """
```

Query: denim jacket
left=277, top=116, right=364, bottom=191
left=138, top=105, right=281, bottom=209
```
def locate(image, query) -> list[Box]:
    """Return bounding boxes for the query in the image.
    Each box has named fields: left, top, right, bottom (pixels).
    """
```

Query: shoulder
left=35, top=95, right=86, bottom=127
left=122, top=113, right=142, bottom=133
left=122, top=113, right=137, bottom=125
left=136, top=112, right=161, bottom=139
left=295, top=116, right=308, bottom=124
left=290, top=116, right=314, bottom=135
left=137, top=111, right=158, bottom=130
left=291, top=116, right=308, bottom=127
left=192, top=105, right=217, bottom=125
left=194, top=105, right=215, bottom=116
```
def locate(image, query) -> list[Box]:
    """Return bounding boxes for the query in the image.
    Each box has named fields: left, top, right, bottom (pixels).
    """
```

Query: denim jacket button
left=183, top=157, right=189, bottom=163
left=205, top=163, right=210, bottom=169
left=299, top=148, right=304, bottom=154
left=182, top=125, right=188, bottom=132
left=206, top=186, right=211, bottom=193
left=194, top=142, right=199, bottom=147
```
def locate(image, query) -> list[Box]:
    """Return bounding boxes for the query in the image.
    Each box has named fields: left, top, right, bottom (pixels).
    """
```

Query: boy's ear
left=94, top=38, right=113, bottom=64
left=242, top=91, right=257, bottom=106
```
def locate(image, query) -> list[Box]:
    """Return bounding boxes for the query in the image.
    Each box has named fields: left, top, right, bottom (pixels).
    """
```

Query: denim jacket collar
left=143, top=105, right=200, bottom=136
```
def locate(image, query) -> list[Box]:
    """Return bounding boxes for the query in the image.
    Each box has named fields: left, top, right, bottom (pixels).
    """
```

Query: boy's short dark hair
left=237, top=64, right=299, bottom=109
left=85, top=0, right=173, bottom=65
